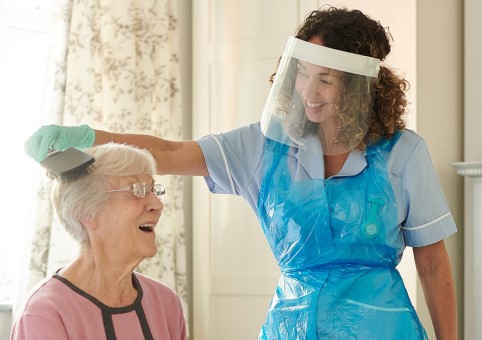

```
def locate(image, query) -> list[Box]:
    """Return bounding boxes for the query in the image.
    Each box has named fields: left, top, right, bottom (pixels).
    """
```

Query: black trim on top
left=53, top=271, right=153, bottom=339
left=102, top=309, right=116, bottom=340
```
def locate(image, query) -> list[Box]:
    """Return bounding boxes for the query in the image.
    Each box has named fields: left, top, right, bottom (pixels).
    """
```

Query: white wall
left=416, top=1, right=463, bottom=339
left=460, top=0, right=482, bottom=338
left=0, top=308, right=12, bottom=340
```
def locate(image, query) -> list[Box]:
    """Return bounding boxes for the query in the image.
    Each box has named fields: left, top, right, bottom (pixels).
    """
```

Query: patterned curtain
left=19, top=0, right=188, bottom=328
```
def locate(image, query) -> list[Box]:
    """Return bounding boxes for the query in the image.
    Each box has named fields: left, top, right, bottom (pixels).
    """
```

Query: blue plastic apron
left=257, top=134, right=427, bottom=339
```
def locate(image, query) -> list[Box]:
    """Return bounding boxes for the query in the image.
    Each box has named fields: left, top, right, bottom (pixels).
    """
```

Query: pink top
left=10, top=272, right=186, bottom=340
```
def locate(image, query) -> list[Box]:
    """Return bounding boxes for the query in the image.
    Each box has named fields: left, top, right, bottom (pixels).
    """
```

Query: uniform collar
left=294, top=135, right=367, bottom=179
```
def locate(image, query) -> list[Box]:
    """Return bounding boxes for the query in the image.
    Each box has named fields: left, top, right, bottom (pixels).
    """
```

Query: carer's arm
left=413, top=240, right=457, bottom=340
left=93, top=129, right=209, bottom=177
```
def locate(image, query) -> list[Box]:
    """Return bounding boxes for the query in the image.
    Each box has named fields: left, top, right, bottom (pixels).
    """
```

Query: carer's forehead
left=297, top=60, right=343, bottom=78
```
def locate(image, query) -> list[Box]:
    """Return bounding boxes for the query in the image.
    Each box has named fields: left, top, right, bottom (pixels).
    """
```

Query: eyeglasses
left=106, top=182, right=166, bottom=200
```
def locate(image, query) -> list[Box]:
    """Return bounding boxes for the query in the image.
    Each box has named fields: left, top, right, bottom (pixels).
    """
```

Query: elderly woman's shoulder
left=134, top=272, right=183, bottom=303
left=15, top=275, right=72, bottom=316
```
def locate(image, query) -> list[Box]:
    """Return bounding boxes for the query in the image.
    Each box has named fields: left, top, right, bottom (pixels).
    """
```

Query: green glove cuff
left=78, top=125, right=95, bottom=149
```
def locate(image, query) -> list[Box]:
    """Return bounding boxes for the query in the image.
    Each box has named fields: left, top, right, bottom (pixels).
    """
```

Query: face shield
left=261, top=36, right=380, bottom=155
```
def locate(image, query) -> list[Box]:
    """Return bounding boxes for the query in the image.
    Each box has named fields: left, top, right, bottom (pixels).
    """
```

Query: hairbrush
left=40, top=147, right=94, bottom=182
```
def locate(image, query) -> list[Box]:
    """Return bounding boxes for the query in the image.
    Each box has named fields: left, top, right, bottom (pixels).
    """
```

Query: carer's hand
left=24, top=124, right=95, bottom=162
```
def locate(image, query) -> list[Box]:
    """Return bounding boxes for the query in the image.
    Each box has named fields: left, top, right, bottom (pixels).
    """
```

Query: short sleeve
left=399, top=134, right=457, bottom=247
left=195, top=123, right=265, bottom=196
left=10, top=315, right=68, bottom=340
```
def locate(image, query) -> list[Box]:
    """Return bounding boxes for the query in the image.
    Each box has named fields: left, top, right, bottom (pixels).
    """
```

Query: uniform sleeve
left=400, top=136, right=457, bottom=247
left=195, top=122, right=265, bottom=196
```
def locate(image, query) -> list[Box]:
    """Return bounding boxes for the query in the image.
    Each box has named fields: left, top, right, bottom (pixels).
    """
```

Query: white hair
left=50, top=143, right=157, bottom=246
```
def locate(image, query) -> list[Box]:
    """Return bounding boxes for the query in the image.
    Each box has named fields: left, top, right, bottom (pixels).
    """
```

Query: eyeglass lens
left=131, top=183, right=165, bottom=200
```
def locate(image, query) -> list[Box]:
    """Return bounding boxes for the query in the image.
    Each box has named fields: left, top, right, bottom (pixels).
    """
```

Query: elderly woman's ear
left=81, top=217, right=97, bottom=231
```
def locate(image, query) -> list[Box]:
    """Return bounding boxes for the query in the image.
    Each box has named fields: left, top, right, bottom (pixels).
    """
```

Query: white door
left=192, top=2, right=307, bottom=338
left=192, top=1, right=416, bottom=339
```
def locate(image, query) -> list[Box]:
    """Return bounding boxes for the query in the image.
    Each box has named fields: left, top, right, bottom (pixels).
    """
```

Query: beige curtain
left=21, top=0, right=188, bottom=327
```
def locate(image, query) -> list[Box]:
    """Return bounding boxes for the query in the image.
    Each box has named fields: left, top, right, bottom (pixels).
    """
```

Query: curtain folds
left=20, top=0, right=188, bottom=328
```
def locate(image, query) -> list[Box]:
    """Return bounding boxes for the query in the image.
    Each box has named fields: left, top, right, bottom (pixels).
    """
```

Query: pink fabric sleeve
left=10, top=315, right=69, bottom=340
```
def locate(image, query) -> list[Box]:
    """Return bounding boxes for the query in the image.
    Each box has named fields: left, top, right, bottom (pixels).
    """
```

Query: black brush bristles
left=40, top=148, right=95, bottom=183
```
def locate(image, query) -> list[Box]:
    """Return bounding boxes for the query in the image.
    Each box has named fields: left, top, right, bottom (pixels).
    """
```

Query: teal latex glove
left=24, top=124, right=95, bottom=162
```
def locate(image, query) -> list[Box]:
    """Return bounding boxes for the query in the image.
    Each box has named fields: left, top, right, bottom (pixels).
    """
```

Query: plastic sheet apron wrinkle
left=257, top=135, right=428, bottom=339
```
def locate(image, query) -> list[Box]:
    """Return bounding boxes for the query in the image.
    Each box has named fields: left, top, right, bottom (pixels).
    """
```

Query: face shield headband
left=260, top=36, right=380, bottom=155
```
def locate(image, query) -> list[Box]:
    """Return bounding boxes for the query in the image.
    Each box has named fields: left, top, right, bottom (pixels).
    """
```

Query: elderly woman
left=11, top=143, right=186, bottom=340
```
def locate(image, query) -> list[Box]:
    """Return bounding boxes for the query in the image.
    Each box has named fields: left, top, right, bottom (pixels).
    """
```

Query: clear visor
left=261, top=36, right=380, bottom=155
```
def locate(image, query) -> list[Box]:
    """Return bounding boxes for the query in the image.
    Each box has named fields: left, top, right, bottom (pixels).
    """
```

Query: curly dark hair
left=269, top=6, right=409, bottom=148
